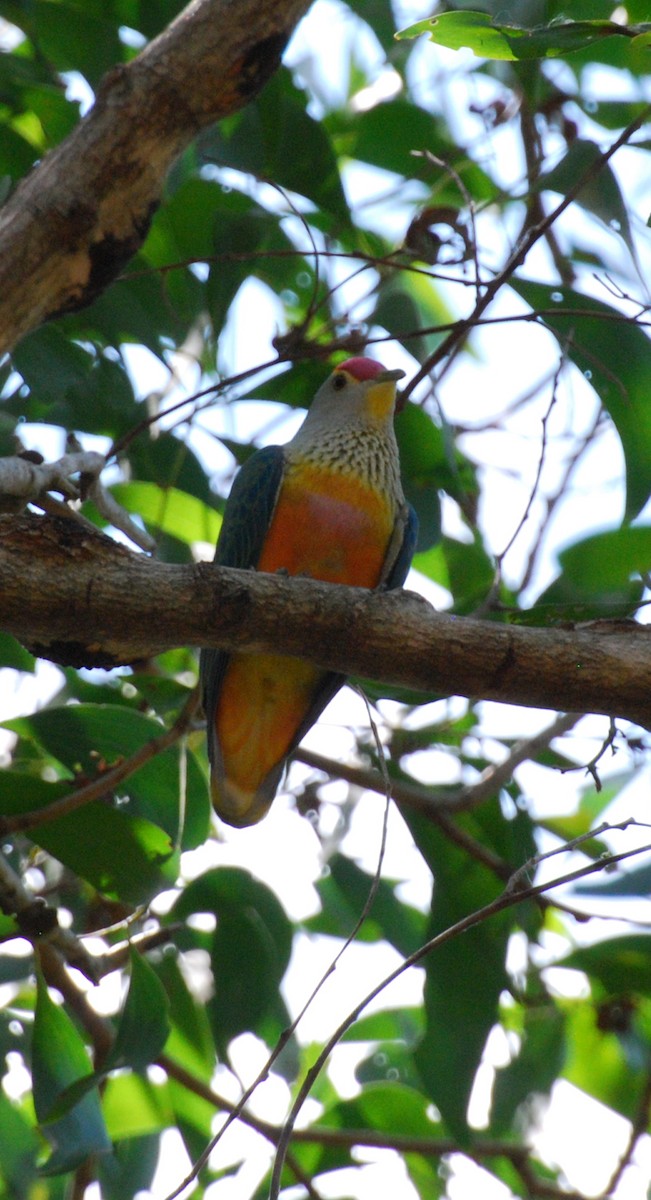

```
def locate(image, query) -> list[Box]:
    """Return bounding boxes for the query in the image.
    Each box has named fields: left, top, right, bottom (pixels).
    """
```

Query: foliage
left=1, top=2, right=651, bottom=1199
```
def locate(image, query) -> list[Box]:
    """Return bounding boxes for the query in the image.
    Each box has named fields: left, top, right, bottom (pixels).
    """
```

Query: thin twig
left=297, top=711, right=580, bottom=815
left=0, top=851, right=100, bottom=982
left=400, top=105, right=651, bottom=402
left=159, top=1054, right=581, bottom=1198
left=267, top=820, right=651, bottom=1198
left=601, top=1068, right=651, bottom=1197
left=163, top=690, right=395, bottom=1199
left=0, top=686, right=201, bottom=836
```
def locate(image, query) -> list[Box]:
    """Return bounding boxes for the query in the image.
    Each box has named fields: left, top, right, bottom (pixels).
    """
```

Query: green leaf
left=575, top=860, right=651, bottom=900
left=10, top=327, right=136, bottom=437
left=50, top=952, right=169, bottom=1125
left=0, top=771, right=178, bottom=905
left=51, top=948, right=172, bottom=1121
left=109, top=949, right=171, bottom=1072
left=395, top=404, right=446, bottom=552
left=414, top=535, right=495, bottom=613
left=560, top=527, right=651, bottom=591
left=490, top=1005, right=565, bottom=1134
left=560, top=935, right=651, bottom=996
left=206, top=69, right=349, bottom=223
left=33, top=971, right=110, bottom=1174
left=534, top=526, right=651, bottom=620
left=5, top=703, right=210, bottom=851
left=70, top=260, right=195, bottom=360
left=541, top=139, right=634, bottom=257
left=102, top=1074, right=172, bottom=1142
left=540, top=772, right=629, bottom=857
left=563, top=996, right=647, bottom=1119
left=109, top=481, right=221, bottom=545
left=321, top=1081, right=441, bottom=1138
left=307, top=855, right=426, bottom=956
left=172, top=868, right=293, bottom=1050
left=513, top=281, right=651, bottom=520
left=342, top=1007, right=423, bottom=1044
left=0, top=632, right=35, bottom=672
left=405, top=810, right=513, bottom=1138
left=168, top=1074, right=217, bottom=1163
left=0, top=1087, right=40, bottom=1194
left=11, top=324, right=93, bottom=409
left=98, top=1133, right=162, bottom=1200
left=156, top=954, right=216, bottom=1082
left=586, top=99, right=650, bottom=130
left=373, top=274, right=452, bottom=367
left=396, top=13, right=644, bottom=62
left=355, top=1041, right=422, bottom=1090
left=328, top=98, right=498, bottom=204
left=23, top=2, right=123, bottom=84
left=126, top=429, right=216, bottom=508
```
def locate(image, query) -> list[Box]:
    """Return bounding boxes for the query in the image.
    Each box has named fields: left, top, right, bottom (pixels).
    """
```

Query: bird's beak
left=365, top=368, right=406, bottom=420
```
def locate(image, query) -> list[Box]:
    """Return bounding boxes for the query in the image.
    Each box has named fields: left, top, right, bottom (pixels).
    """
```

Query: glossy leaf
left=562, top=997, right=647, bottom=1119
left=171, top=868, right=293, bottom=1050
left=98, top=1133, right=162, bottom=1200
left=397, top=13, right=644, bottom=61
left=414, top=535, right=495, bottom=613
left=0, top=771, right=178, bottom=904
left=206, top=69, right=349, bottom=223
left=102, top=1074, right=172, bottom=1141
left=575, top=859, right=651, bottom=899
left=560, top=935, right=651, bottom=996
left=33, top=972, right=110, bottom=1174
left=156, top=954, right=216, bottom=1082
left=109, top=481, right=221, bottom=545
left=513, top=280, right=651, bottom=520
left=5, top=703, right=210, bottom=851
left=534, top=526, right=651, bottom=620
left=307, top=854, right=426, bottom=956
left=541, top=138, right=633, bottom=257
left=109, top=949, right=171, bottom=1072
left=0, top=1087, right=40, bottom=1194
left=405, top=808, right=515, bottom=1138
left=490, top=1004, right=565, bottom=1134
left=0, top=632, right=35, bottom=671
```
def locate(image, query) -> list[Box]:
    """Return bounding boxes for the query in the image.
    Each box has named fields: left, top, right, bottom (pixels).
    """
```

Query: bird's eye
left=332, top=373, right=347, bottom=391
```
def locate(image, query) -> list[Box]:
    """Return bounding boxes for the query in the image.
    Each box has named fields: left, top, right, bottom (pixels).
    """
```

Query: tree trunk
left=0, top=0, right=311, bottom=353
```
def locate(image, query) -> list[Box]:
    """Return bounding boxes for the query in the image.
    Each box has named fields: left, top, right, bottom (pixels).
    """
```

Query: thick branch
left=1, top=514, right=651, bottom=728
left=0, top=0, right=311, bottom=354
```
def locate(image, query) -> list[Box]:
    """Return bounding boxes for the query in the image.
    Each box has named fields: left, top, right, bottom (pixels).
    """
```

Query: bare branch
left=0, top=446, right=156, bottom=551
left=2, top=514, right=651, bottom=728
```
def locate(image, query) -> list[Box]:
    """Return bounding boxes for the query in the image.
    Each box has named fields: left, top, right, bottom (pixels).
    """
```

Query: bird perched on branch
left=200, top=356, right=418, bottom=827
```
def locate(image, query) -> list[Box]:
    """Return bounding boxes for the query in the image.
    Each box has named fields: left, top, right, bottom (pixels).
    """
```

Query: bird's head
left=305, top=357, right=406, bottom=433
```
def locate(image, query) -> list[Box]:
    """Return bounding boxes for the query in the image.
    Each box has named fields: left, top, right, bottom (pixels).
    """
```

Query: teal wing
left=383, top=502, right=418, bottom=589
left=200, top=446, right=286, bottom=768
left=212, top=445, right=286, bottom=570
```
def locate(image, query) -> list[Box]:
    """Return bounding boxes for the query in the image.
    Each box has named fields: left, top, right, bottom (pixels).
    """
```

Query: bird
left=200, top=356, right=418, bottom=827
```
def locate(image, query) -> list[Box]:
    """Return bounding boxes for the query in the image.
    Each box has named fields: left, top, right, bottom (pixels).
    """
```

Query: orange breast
left=257, top=463, right=394, bottom=586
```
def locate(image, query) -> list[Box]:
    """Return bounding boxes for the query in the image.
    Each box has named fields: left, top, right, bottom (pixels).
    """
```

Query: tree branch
left=0, top=850, right=100, bottom=982
left=0, top=0, right=311, bottom=354
left=2, top=514, right=651, bottom=729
